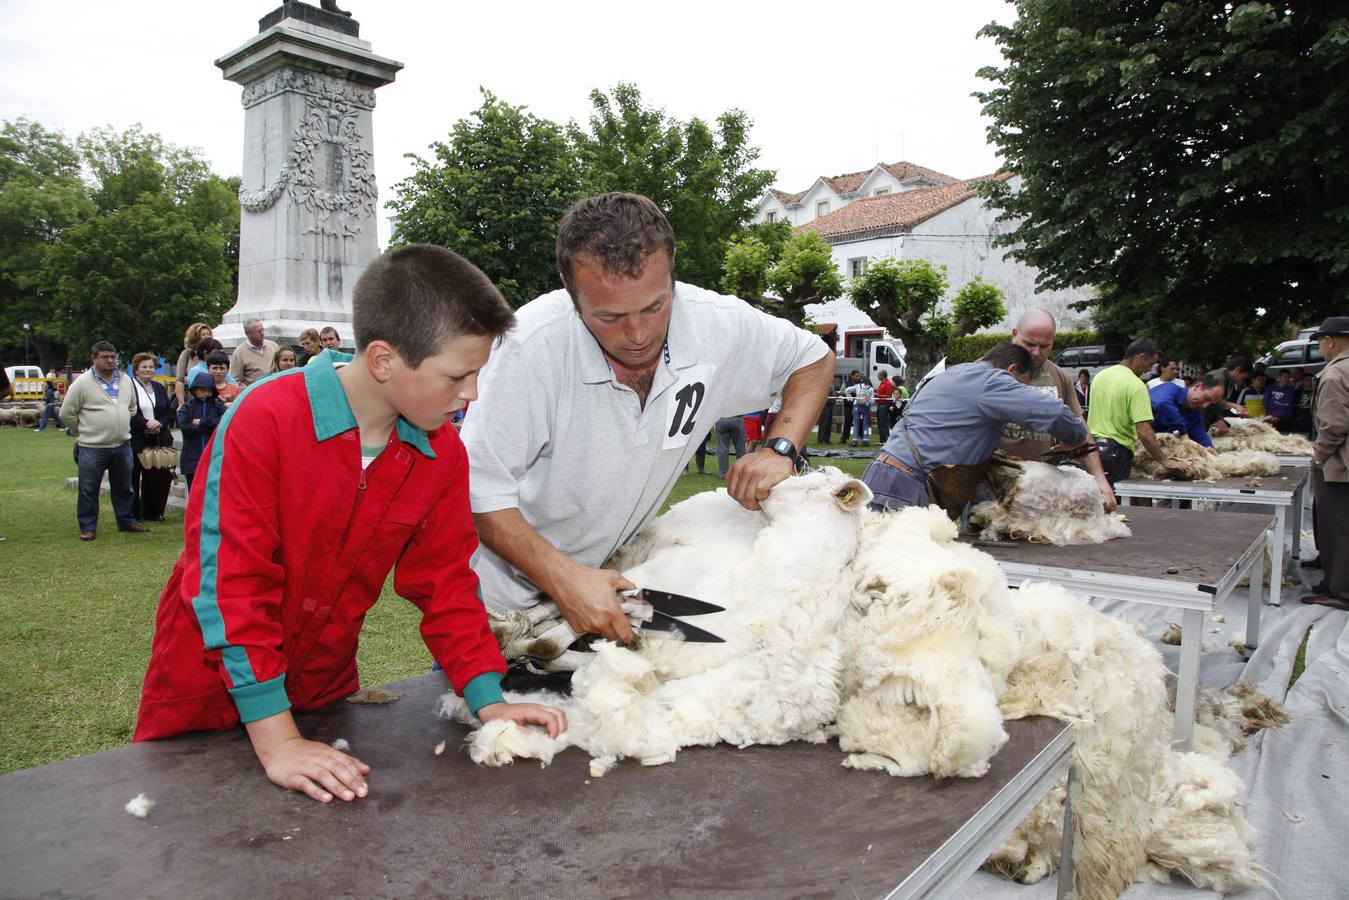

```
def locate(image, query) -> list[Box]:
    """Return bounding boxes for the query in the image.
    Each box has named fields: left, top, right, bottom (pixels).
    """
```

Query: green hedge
left=945, top=329, right=1101, bottom=364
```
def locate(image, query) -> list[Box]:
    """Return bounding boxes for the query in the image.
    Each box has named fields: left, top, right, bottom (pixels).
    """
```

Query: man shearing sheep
left=461, top=192, right=833, bottom=644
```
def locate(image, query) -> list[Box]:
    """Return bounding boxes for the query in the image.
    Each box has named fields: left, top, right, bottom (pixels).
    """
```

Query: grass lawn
left=0, top=425, right=869, bottom=774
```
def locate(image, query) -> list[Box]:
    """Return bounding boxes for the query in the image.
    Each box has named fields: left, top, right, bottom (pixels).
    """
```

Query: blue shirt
left=882, top=362, right=1089, bottom=474
left=1149, top=381, right=1211, bottom=447
left=1264, top=384, right=1297, bottom=420
left=92, top=370, right=120, bottom=401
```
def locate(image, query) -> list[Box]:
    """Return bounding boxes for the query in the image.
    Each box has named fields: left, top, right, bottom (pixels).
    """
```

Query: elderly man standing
left=60, top=341, right=148, bottom=540
left=1304, top=316, right=1349, bottom=610
left=228, top=318, right=279, bottom=386
left=1149, top=372, right=1226, bottom=449
left=462, top=192, right=833, bottom=643
left=999, top=308, right=1117, bottom=510
left=1086, top=338, right=1191, bottom=489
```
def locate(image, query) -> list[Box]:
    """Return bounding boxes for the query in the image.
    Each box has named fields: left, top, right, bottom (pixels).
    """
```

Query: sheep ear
left=833, top=479, right=872, bottom=510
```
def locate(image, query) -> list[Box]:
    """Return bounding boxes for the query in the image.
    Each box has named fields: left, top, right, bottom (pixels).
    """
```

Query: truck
left=834, top=337, right=907, bottom=389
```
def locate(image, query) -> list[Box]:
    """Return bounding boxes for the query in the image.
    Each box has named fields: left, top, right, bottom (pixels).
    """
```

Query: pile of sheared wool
left=1131, top=433, right=1280, bottom=481
left=1212, top=418, right=1313, bottom=455
left=970, top=460, right=1130, bottom=545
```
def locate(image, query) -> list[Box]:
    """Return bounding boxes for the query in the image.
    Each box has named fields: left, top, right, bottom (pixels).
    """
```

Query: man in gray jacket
left=1304, top=316, right=1349, bottom=609
left=60, top=341, right=149, bottom=540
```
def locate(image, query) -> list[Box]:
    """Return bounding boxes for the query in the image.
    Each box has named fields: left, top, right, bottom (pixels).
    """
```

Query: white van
left=4, top=365, right=47, bottom=400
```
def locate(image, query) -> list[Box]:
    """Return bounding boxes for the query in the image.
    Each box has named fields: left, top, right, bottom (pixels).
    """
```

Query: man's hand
left=1094, top=475, right=1118, bottom=512
left=478, top=702, right=568, bottom=738
left=1163, top=458, right=1192, bottom=475
left=726, top=448, right=794, bottom=511
left=245, top=712, right=369, bottom=804
left=1210, top=420, right=1230, bottom=437
left=548, top=561, right=636, bottom=643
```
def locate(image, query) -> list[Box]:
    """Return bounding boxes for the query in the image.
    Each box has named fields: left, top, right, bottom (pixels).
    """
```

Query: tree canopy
left=722, top=223, right=842, bottom=327
left=976, top=1, right=1349, bottom=363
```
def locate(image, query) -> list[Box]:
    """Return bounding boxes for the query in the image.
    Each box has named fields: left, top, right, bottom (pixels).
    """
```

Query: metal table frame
left=987, top=517, right=1271, bottom=751
left=1112, top=466, right=1308, bottom=607
left=890, top=728, right=1078, bottom=900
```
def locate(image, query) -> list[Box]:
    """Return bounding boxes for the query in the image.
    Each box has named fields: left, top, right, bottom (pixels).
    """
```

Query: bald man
left=998, top=309, right=1117, bottom=511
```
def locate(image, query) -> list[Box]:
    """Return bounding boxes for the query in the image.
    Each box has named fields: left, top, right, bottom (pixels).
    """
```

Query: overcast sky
left=1, top=0, right=1015, bottom=243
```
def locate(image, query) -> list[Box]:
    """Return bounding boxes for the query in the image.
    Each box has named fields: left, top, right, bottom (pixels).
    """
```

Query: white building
left=753, top=161, right=958, bottom=229
left=787, top=172, right=1095, bottom=352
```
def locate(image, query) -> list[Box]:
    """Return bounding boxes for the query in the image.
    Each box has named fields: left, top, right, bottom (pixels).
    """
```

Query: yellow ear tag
left=839, top=488, right=855, bottom=504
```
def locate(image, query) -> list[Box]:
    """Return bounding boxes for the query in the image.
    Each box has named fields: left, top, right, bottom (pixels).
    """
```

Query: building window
left=848, top=257, right=867, bottom=280
left=873, top=187, right=890, bottom=196
left=816, top=199, right=830, bottom=217
left=765, top=211, right=776, bottom=223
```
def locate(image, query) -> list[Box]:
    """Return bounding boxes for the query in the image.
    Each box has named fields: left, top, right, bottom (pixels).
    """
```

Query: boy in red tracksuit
left=135, top=245, right=565, bottom=804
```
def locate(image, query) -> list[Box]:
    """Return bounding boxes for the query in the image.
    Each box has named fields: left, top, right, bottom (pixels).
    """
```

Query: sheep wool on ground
left=445, top=475, right=1277, bottom=899
left=1212, top=419, right=1314, bottom=455
left=970, top=460, right=1131, bottom=545
left=1131, top=433, right=1280, bottom=481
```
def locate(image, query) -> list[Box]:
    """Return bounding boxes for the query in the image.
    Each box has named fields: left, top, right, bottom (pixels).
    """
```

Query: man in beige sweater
left=1304, top=316, right=1349, bottom=609
left=60, top=341, right=149, bottom=540
left=228, top=318, right=279, bottom=386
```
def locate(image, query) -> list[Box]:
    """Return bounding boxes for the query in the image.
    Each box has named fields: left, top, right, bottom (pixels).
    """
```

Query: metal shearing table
left=964, top=507, right=1272, bottom=751
left=0, top=673, right=1079, bottom=900
left=1111, top=465, right=1309, bottom=607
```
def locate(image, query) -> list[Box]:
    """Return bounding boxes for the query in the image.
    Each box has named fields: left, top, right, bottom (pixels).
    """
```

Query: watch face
left=771, top=437, right=795, bottom=458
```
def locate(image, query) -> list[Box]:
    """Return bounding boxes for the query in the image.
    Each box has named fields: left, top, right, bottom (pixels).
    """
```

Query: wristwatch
left=766, top=437, right=807, bottom=473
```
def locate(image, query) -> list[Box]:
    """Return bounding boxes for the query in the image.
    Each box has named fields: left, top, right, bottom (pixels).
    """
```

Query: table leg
left=1056, top=764, right=1078, bottom=900
left=1269, top=507, right=1286, bottom=607
left=1290, top=483, right=1305, bottom=561
left=1172, top=608, right=1204, bottom=750
left=1247, top=528, right=1265, bottom=652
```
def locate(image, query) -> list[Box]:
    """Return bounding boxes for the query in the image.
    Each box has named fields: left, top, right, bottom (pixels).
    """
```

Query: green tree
left=0, top=119, right=93, bottom=370
left=573, top=83, right=775, bottom=290
left=388, top=90, right=582, bottom=305
left=849, top=258, right=1005, bottom=389
left=722, top=227, right=843, bottom=327
left=976, top=1, right=1349, bottom=361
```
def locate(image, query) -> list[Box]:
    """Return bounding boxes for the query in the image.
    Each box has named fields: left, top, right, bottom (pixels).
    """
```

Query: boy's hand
left=192, top=418, right=201, bottom=425
left=245, top=710, right=370, bottom=803
left=478, top=702, right=568, bottom=738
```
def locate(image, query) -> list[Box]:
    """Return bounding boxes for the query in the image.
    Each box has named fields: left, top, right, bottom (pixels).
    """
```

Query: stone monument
left=213, top=2, right=403, bottom=349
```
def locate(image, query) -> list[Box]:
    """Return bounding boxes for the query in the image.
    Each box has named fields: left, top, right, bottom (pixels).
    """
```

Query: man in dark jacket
left=177, top=371, right=225, bottom=491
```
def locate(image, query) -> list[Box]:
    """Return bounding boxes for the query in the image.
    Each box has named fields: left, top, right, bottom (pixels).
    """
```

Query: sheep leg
left=505, top=620, right=579, bottom=661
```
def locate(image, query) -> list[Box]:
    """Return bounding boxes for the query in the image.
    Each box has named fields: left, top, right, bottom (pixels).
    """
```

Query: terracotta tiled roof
left=770, top=161, right=959, bottom=207
left=797, top=173, right=1013, bottom=240
left=881, top=161, right=959, bottom=186
left=770, top=188, right=805, bottom=206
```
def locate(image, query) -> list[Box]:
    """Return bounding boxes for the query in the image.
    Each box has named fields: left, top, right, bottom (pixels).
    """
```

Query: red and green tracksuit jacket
left=134, top=354, right=507, bottom=741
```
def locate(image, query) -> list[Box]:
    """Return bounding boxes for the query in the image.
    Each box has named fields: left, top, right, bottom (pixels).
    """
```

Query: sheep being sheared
left=970, top=460, right=1131, bottom=545
left=441, top=467, right=873, bottom=771
left=834, top=504, right=1019, bottom=778
left=986, top=581, right=1271, bottom=897
left=1131, top=433, right=1279, bottom=481
left=1212, top=418, right=1313, bottom=455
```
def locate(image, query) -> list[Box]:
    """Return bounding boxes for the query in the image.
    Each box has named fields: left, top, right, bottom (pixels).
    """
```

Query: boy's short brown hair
left=353, top=244, right=515, bottom=368
left=555, top=192, right=676, bottom=298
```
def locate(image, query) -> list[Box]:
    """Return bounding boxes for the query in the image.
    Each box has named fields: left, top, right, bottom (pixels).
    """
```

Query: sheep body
left=972, top=461, right=1131, bottom=545
left=1131, top=433, right=1279, bottom=481
left=1212, top=419, right=1312, bottom=455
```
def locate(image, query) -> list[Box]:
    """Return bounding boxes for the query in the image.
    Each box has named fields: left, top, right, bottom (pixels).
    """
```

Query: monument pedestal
left=214, top=3, right=402, bottom=349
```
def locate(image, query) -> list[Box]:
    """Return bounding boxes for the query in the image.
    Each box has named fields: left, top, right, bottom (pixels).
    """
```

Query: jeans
left=37, top=403, right=67, bottom=432
left=852, top=404, right=871, bottom=444
left=714, top=416, right=746, bottom=477
left=1096, top=438, right=1135, bottom=490
left=862, top=458, right=929, bottom=512
left=876, top=403, right=891, bottom=442
left=77, top=443, right=137, bottom=533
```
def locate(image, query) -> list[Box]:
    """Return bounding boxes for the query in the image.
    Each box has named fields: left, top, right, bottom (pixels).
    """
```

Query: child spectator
left=1265, top=371, right=1298, bottom=431
left=271, top=345, right=300, bottom=374
left=177, top=371, right=224, bottom=490
left=206, top=350, right=241, bottom=404
left=1297, top=372, right=1316, bottom=436
left=1237, top=372, right=1268, bottom=417
left=134, top=245, right=564, bottom=805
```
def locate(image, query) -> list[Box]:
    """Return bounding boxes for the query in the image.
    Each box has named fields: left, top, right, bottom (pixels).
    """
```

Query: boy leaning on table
left=133, top=245, right=566, bottom=803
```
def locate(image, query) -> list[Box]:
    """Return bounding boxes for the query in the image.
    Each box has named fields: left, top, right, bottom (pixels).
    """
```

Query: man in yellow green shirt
left=1086, top=338, right=1191, bottom=491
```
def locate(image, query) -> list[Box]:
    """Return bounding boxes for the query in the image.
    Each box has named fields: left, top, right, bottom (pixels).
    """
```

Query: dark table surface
left=963, top=505, right=1270, bottom=588
left=0, top=673, right=1068, bottom=899
left=1116, top=465, right=1306, bottom=495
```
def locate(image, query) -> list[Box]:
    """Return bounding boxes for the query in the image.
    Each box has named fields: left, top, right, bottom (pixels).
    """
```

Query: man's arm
left=58, top=379, right=81, bottom=433
left=228, top=346, right=247, bottom=385
left=474, top=508, right=636, bottom=643
left=1311, top=375, right=1347, bottom=466
left=727, top=351, right=832, bottom=511
left=1136, top=421, right=1191, bottom=474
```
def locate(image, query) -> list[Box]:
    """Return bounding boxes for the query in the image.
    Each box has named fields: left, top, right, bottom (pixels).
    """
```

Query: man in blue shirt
left=864, top=342, right=1089, bottom=513
left=1264, top=370, right=1299, bottom=430
left=1149, top=372, right=1225, bottom=449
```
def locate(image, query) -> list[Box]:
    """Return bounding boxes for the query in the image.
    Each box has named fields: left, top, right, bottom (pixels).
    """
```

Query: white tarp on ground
left=966, top=520, right=1348, bottom=899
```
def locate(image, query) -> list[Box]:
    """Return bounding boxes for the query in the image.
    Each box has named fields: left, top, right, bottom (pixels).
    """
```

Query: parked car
left=1261, top=339, right=1326, bottom=378
left=1053, top=344, right=1127, bottom=380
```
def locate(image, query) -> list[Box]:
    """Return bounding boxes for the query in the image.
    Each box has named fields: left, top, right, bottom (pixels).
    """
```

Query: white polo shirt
left=463, top=281, right=830, bottom=611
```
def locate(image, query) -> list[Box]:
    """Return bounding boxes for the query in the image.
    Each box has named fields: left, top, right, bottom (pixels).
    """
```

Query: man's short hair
left=1225, top=355, right=1252, bottom=374
left=91, top=340, right=116, bottom=356
left=1193, top=372, right=1224, bottom=391
left=298, top=327, right=320, bottom=343
left=205, top=351, right=230, bottom=368
left=320, top=326, right=340, bottom=339
left=982, top=341, right=1033, bottom=373
left=196, top=337, right=222, bottom=359
left=352, top=244, right=515, bottom=368
left=1160, top=356, right=1179, bottom=368
left=1206, top=367, right=1229, bottom=383
left=555, top=192, right=677, bottom=297
left=1124, top=338, right=1160, bottom=359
